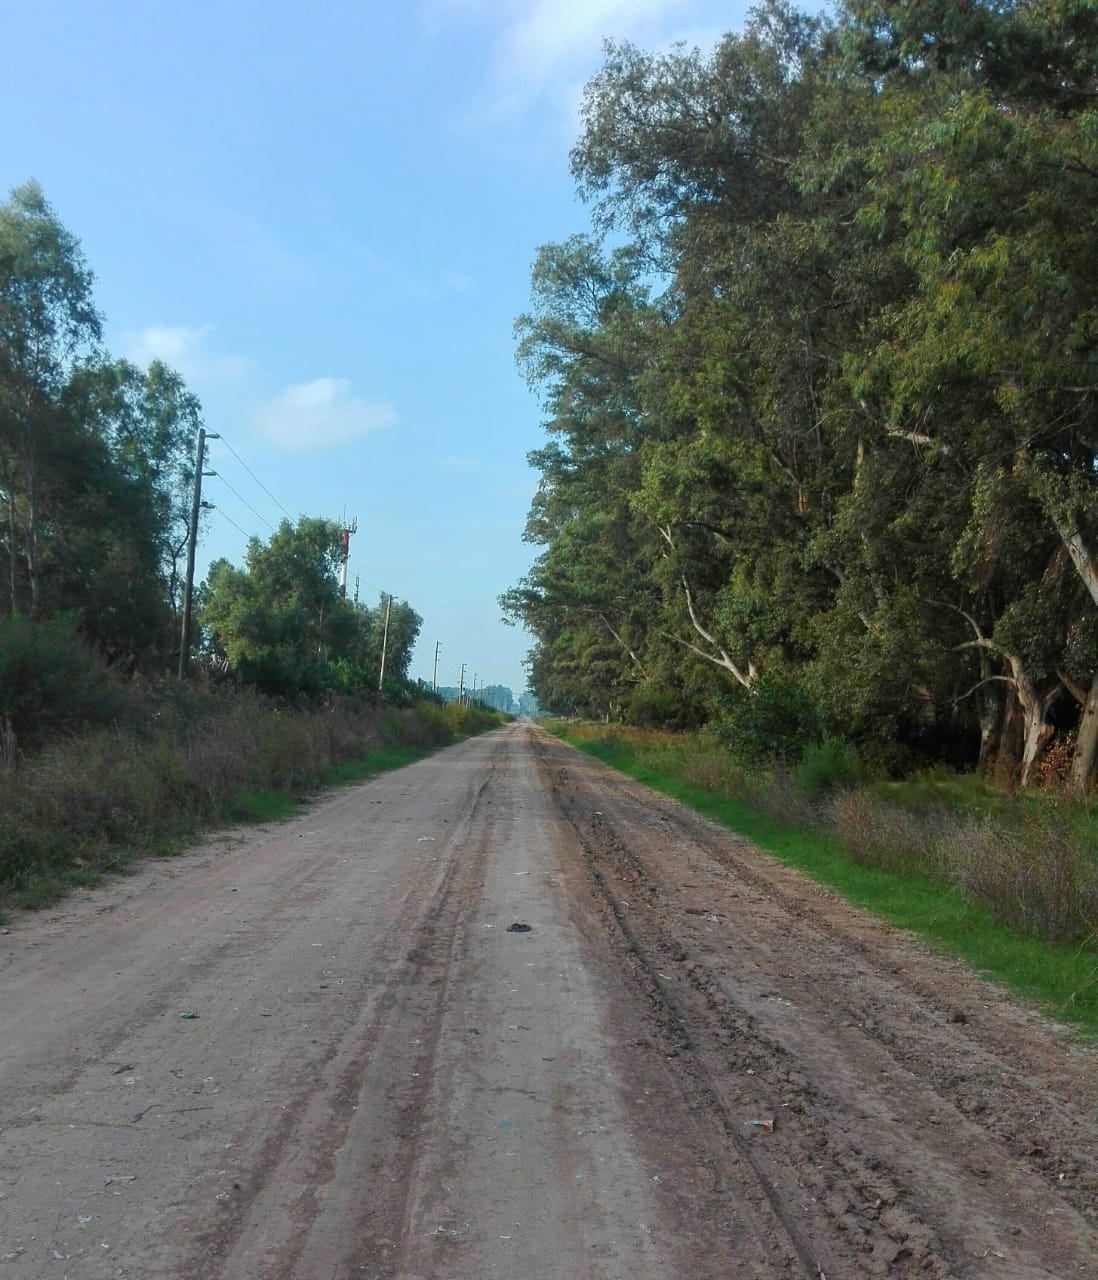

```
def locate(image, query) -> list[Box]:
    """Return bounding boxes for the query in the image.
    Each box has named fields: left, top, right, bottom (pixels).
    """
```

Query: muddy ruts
left=533, top=729, right=1098, bottom=1279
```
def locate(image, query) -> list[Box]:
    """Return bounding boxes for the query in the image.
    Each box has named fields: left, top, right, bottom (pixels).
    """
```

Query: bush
left=949, top=813, right=1098, bottom=946
left=0, top=684, right=504, bottom=897
left=832, top=788, right=1098, bottom=944
left=0, top=615, right=125, bottom=750
left=798, top=736, right=861, bottom=799
left=712, top=671, right=825, bottom=765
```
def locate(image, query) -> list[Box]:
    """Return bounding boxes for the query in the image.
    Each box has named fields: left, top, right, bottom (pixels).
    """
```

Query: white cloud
left=423, top=0, right=730, bottom=132
left=251, top=378, right=397, bottom=452
left=120, top=323, right=250, bottom=385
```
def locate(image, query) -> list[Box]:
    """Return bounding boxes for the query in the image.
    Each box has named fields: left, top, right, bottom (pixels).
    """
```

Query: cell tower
left=338, top=516, right=357, bottom=597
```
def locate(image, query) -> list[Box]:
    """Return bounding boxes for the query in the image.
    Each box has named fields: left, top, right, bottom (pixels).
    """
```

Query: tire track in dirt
left=605, top=771, right=1098, bottom=1225
left=534, top=728, right=1098, bottom=1279
left=194, top=738, right=507, bottom=1280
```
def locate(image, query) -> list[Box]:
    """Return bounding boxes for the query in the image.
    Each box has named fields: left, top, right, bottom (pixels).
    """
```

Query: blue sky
left=3, top=0, right=752, bottom=696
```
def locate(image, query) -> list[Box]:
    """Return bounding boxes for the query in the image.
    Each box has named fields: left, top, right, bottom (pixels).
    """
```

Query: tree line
left=0, top=181, right=420, bottom=711
left=503, top=0, right=1098, bottom=790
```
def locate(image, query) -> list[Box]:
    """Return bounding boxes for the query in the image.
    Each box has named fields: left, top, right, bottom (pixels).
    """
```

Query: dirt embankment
left=1, top=722, right=1095, bottom=1278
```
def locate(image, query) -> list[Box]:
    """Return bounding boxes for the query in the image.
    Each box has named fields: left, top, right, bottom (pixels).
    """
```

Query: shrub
left=0, top=615, right=125, bottom=750
left=712, top=672, right=825, bottom=766
left=798, top=736, right=861, bottom=800
left=0, top=684, right=504, bottom=898
left=949, top=813, right=1098, bottom=945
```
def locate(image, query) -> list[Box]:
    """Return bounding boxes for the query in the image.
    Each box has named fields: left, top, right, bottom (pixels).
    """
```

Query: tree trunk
left=1, top=466, right=17, bottom=614
left=25, top=441, right=39, bottom=618
left=1019, top=696, right=1056, bottom=788
left=976, top=651, right=1001, bottom=773
left=1070, top=670, right=1098, bottom=795
left=993, top=687, right=1024, bottom=789
left=1007, top=654, right=1060, bottom=788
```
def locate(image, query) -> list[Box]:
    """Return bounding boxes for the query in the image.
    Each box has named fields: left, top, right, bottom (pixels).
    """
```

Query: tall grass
left=0, top=685, right=504, bottom=908
left=550, top=722, right=1098, bottom=950
left=548, top=721, right=1098, bottom=1032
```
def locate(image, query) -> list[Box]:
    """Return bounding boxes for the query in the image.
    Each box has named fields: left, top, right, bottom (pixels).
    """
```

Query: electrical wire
left=208, top=433, right=400, bottom=602
left=212, top=506, right=251, bottom=540
left=215, top=432, right=294, bottom=522
left=211, top=473, right=276, bottom=532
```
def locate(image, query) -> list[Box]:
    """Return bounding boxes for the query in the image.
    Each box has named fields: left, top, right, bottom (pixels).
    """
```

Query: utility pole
left=353, top=574, right=360, bottom=605
left=433, top=641, right=441, bottom=693
left=377, top=593, right=392, bottom=694
left=459, top=662, right=466, bottom=705
left=178, top=428, right=219, bottom=680
left=338, top=517, right=357, bottom=598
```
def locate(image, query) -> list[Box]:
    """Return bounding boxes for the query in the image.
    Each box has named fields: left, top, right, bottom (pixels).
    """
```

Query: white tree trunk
left=1070, top=670, right=1098, bottom=794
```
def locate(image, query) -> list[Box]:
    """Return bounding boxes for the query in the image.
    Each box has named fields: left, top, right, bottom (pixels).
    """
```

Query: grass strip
left=552, top=727, right=1098, bottom=1038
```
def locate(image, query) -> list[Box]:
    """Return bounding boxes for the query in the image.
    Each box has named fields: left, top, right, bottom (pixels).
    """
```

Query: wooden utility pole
left=377, top=593, right=392, bottom=693
left=178, top=428, right=218, bottom=680
left=433, top=641, right=441, bottom=693
left=459, top=663, right=466, bottom=705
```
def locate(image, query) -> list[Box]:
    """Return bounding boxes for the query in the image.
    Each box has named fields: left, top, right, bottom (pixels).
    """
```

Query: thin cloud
left=251, top=378, right=397, bottom=452
left=120, top=323, right=250, bottom=385
left=426, top=0, right=729, bottom=132
left=180, top=202, right=312, bottom=293
left=336, top=237, right=475, bottom=302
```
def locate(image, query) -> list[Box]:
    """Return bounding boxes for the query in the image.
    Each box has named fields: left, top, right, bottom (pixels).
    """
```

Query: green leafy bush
left=713, top=672, right=825, bottom=765
left=798, top=736, right=861, bottom=799
left=0, top=615, right=125, bottom=750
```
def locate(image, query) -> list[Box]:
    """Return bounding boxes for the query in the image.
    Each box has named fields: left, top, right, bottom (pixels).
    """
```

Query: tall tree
left=0, top=180, right=102, bottom=617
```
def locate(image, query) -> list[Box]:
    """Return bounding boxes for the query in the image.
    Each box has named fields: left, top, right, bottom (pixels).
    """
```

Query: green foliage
left=508, top=0, right=1098, bottom=791
left=0, top=183, right=197, bottom=659
left=797, top=736, right=861, bottom=799
left=200, top=519, right=421, bottom=700
left=713, top=670, right=825, bottom=765
left=0, top=614, right=124, bottom=749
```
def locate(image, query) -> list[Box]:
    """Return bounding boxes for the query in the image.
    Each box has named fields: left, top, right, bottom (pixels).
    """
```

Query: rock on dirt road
left=2, top=722, right=1096, bottom=1279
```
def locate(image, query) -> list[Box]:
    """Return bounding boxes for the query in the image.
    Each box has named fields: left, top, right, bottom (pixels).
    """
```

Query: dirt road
left=2, top=722, right=1096, bottom=1279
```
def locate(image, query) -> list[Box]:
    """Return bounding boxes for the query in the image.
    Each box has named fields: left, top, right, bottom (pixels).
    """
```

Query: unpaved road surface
left=2, top=723, right=1097, bottom=1279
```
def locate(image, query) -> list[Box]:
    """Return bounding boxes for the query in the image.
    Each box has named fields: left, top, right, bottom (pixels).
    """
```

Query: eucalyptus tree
left=506, top=235, right=665, bottom=712
left=825, top=0, right=1098, bottom=782
left=510, top=0, right=1098, bottom=785
left=0, top=180, right=101, bottom=617
left=0, top=182, right=203, bottom=661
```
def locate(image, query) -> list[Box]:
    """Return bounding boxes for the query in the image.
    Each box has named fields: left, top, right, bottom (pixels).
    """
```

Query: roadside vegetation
left=548, top=721, right=1098, bottom=1035
left=504, top=2, right=1098, bottom=797
left=0, top=624, right=503, bottom=914
left=0, top=185, right=506, bottom=917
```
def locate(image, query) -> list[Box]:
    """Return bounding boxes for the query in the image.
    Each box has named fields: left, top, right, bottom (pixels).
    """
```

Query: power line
left=213, top=506, right=251, bottom=540
left=215, top=432, right=294, bottom=522
left=211, top=473, right=276, bottom=532
left=207, top=432, right=406, bottom=606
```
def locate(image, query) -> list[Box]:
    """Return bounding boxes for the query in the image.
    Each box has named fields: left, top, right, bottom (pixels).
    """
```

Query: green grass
left=228, top=788, right=304, bottom=822
left=552, top=726, right=1098, bottom=1037
left=325, top=743, right=432, bottom=784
